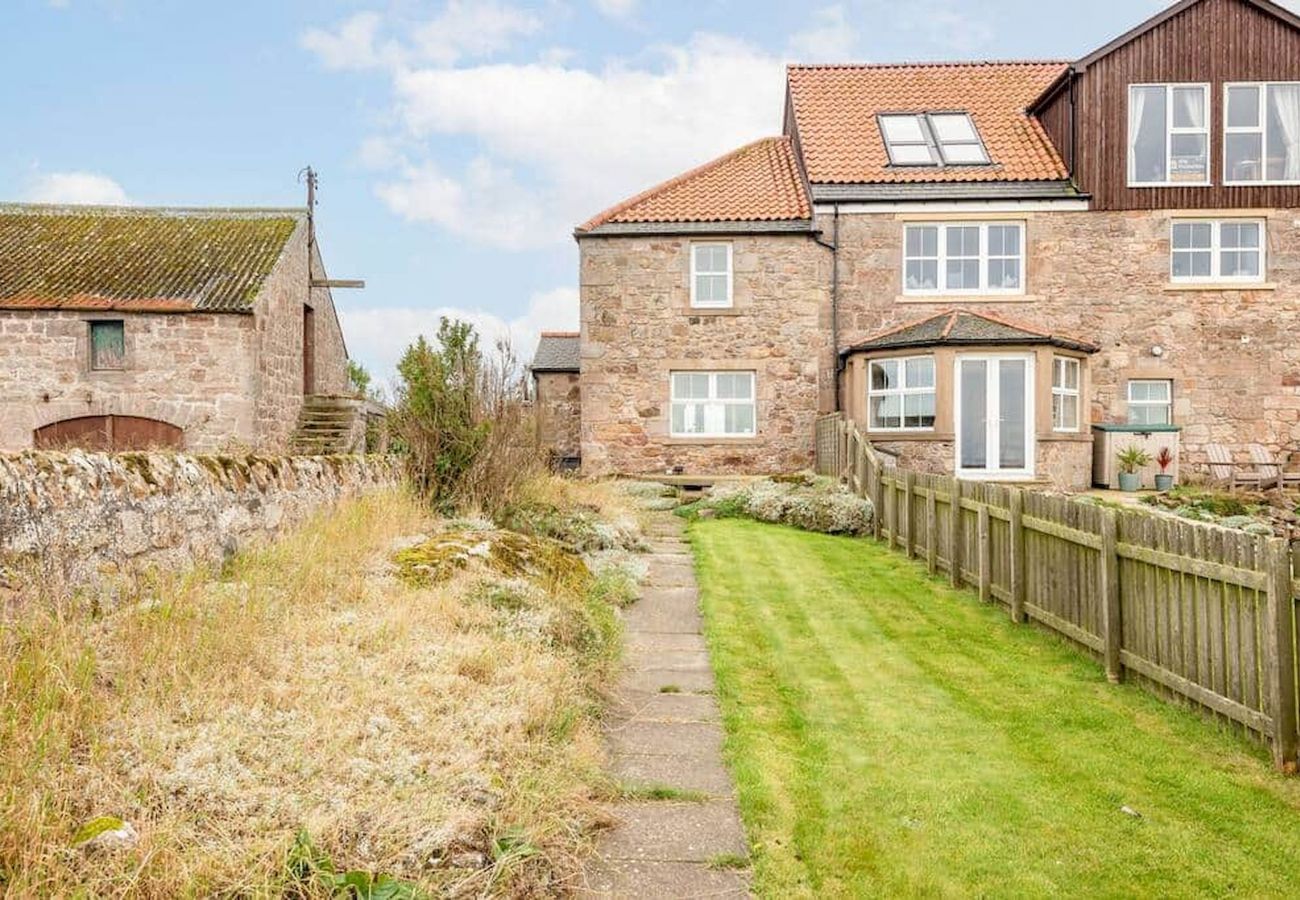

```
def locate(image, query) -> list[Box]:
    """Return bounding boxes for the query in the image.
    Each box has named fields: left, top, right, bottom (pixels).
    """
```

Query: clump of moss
left=393, top=529, right=591, bottom=593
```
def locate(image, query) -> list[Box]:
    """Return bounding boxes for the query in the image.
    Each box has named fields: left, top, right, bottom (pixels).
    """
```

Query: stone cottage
left=0, top=202, right=357, bottom=453
left=570, top=0, right=1300, bottom=488
left=529, top=331, right=581, bottom=469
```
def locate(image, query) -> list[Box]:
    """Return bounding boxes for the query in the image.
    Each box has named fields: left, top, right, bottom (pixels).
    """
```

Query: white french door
left=954, top=354, right=1035, bottom=478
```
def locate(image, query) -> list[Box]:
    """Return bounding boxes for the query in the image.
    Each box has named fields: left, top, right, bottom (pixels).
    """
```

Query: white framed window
left=879, top=112, right=990, bottom=167
left=690, top=243, right=732, bottom=308
left=1170, top=219, right=1265, bottom=282
left=1127, top=380, right=1172, bottom=426
left=1051, top=356, right=1080, bottom=432
left=903, top=222, right=1024, bottom=294
left=1128, top=83, right=1210, bottom=186
left=1224, top=82, right=1300, bottom=184
left=867, top=356, right=936, bottom=431
left=670, top=371, right=755, bottom=437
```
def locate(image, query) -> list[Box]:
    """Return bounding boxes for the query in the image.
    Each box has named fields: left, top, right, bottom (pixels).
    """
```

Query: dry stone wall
left=0, top=450, right=400, bottom=587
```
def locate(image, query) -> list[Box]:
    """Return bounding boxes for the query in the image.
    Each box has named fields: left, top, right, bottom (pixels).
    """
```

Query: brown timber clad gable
left=1038, top=0, right=1300, bottom=210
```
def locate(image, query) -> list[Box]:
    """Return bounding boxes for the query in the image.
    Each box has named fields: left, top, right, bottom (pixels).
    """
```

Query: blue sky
left=0, top=0, right=1244, bottom=384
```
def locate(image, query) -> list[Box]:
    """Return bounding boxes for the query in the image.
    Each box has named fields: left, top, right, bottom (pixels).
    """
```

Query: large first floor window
left=868, top=355, right=935, bottom=430
left=1225, top=82, right=1300, bottom=184
left=903, top=222, right=1024, bottom=294
left=670, top=371, right=755, bottom=437
left=1129, top=83, right=1209, bottom=185
left=1127, top=379, right=1173, bottom=426
left=1170, top=219, right=1264, bottom=282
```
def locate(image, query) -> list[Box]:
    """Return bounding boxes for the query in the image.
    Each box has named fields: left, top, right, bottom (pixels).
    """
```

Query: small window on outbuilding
left=880, top=112, right=990, bottom=167
left=89, top=320, right=125, bottom=370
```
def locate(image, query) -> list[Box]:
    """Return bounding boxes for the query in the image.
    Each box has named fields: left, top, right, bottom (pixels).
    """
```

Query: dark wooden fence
left=818, top=415, right=1300, bottom=772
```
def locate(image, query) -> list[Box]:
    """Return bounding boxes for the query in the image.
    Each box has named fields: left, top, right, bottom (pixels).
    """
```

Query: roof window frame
left=878, top=110, right=992, bottom=169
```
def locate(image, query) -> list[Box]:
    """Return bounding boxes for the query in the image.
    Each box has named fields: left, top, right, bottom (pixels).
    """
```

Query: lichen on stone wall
left=0, top=449, right=401, bottom=591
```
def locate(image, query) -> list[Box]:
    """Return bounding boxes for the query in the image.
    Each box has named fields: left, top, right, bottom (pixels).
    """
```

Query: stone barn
left=530, top=331, right=581, bottom=469
left=0, top=202, right=360, bottom=453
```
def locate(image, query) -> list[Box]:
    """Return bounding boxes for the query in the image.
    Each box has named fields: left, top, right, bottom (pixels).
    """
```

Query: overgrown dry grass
left=0, top=481, right=641, bottom=897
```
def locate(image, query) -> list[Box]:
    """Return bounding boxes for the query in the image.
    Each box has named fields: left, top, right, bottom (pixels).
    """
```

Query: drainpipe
left=813, top=204, right=842, bottom=411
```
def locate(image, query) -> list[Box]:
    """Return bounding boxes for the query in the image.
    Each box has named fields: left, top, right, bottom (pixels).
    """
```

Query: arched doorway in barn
left=33, top=415, right=184, bottom=451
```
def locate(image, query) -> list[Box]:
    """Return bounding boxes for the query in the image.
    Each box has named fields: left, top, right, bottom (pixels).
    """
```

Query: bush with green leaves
left=681, top=474, right=873, bottom=536
left=390, top=318, right=541, bottom=514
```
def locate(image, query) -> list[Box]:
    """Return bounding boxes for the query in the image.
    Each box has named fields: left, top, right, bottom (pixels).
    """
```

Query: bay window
left=1128, top=83, right=1210, bottom=185
left=1051, top=357, right=1080, bottom=432
left=1170, top=219, right=1264, bottom=282
left=903, top=222, right=1024, bottom=295
left=670, top=371, right=755, bottom=437
left=868, top=356, right=935, bottom=431
left=1224, top=82, right=1300, bottom=184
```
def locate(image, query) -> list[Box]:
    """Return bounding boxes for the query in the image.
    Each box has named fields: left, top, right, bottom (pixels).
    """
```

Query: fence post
left=949, top=479, right=963, bottom=588
left=977, top=503, right=991, bottom=603
left=1009, top=489, right=1025, bottom=623
left=903, top=471, right=916, bottom=558
left=1099, top=508, right=1123, bottom=684
left=870, top=458, right=883, bottom=542
left=1264, top=537, right=1298, bottom=773
left=925, top=486, right=937, bottom=575
left=854, top=438, right=868, bottom=498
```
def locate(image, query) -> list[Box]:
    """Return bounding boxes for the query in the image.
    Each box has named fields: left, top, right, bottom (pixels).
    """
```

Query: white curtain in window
left=1128, top=89, right=1147, bottom=178
left=1272, top=84, right=1300, bottom=181
left=1180, top=88, right=1205, bottom=127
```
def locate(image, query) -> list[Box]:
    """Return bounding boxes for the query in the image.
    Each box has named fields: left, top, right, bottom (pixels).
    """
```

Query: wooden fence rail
left=819, top=415, right=1300, bottom=772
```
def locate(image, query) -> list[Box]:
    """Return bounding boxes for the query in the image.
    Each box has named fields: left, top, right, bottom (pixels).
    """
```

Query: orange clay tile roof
left=578, top=137, right=810, bottom=230
left=787, top=61, right=1071, bottom=184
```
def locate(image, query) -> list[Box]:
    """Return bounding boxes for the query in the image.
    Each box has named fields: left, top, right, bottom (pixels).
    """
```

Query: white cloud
left=300, top=11, right=393, bottom=71
left=787, top=5, right=860, bottom=62
left=592, top=0, right=637, bottom=19
left=301, top=2, right=540, bottom=72
left=339, top=286, right=578, bottom=383
left=24, top=171, right=129, bottom=205
left=372, top=34, right=784, bottom=247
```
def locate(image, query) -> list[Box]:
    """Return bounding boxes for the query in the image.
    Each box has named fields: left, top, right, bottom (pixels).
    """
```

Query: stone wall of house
left=534, top=371, right=581, bottom=462
left=0, top=450, right=400, bottom=589
left=829, top=208, right=1300, bottom=478
left=870, top=437, right=1092, bottom=490
left=0, top=310, right=258, bottom=452
left=578, top=233, right=834, bottom=475
left=252, top=224, right=351, bottom=451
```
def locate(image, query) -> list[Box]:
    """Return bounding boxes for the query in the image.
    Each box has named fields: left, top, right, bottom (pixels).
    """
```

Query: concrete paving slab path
left=578, top=512, right=751, bottom=898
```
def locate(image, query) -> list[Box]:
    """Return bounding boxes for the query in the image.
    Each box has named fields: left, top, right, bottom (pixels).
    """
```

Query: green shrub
left=685, top=475, right=873, bottom=535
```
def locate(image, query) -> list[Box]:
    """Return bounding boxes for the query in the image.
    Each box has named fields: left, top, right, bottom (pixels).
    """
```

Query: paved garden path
left=580, top=512, right=750, bottom=898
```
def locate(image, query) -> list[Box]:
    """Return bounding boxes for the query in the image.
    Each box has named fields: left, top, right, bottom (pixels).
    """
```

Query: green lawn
left=691, top=519, right=1300, bottom=898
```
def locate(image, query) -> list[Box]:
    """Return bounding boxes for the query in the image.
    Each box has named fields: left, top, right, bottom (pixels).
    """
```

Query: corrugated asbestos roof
left=786, top=61, right=1070, bottom=185
left=845, top=309, right=1099, bottom=354
left=531, top=332, right=581, bottom=372
left=577, top=137, right=811, bottom=232
left=0, top=204, right=303, bottom=313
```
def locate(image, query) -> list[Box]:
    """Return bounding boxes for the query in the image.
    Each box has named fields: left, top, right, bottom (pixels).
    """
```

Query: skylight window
left=879, top=112, right=990, bottom=167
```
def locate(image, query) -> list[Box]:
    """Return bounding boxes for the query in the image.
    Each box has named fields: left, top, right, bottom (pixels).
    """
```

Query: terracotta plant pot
left=1118, top=472, right=1141, bottom=492
left=1154, top=473, right=1174, bottom=491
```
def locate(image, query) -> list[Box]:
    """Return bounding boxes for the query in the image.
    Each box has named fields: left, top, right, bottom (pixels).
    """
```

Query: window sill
left=1163, top=282, right=1275, bottom=292
left=685, top=306, right=744, bottom=317
left=663, top=435, right=761, bottom=445
left=1041, top=431, right=1092, bottom=442
left=865, top=430, right=955, bottom=442
left=897, top=293, right=1037, bottom=304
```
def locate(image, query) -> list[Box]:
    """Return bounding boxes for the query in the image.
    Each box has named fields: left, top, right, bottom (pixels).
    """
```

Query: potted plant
left=1154, top=446, right=1175, bottom=491
left=1116, top=445, right=1152, bottom=492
